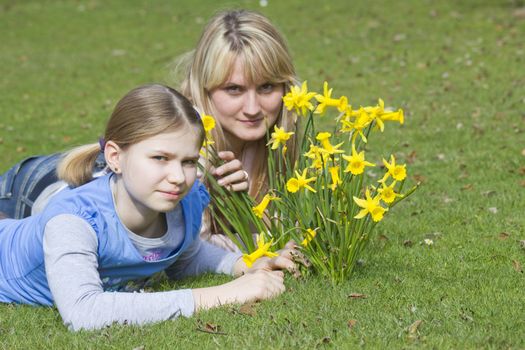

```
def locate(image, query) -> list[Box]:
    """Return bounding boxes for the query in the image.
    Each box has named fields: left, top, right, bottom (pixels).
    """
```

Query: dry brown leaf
left=196, top=321, right=226, bottom=335
left=403, top=240, right=413, bottom=247
left=348, top=319, right=357, bottom=329
left=407, top=151, right=417, bottom=164
left=378, top=234, right=389, bottom=241
left=16, top=146, right=26, bottom=153
left=481, top=190, right=496, bottom=197
left=519, top=179, right=525, bottom=187
left=521, top=148, right=525, bottom=157
left=408, top=319, right=423, bottom=339
left=512, top=260, right=522, bottom=273
left=513, top=7, right=525, bottom=18
left=519, top=240, right=525, bottom=250
left=239, top=302, right=257, bottom=316
left=413, top=174, right=427, bottom=183
left=461, top=184, right=473, bottom=191
left=518, top=167, right=525, bottom=176
left=498, top=232, right=510, bottom=240
left=348, top=293, right=367, bottom=299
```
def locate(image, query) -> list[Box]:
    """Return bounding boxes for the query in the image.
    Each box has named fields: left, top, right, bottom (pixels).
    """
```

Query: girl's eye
left=259, top=83, right=275, bottom=93
left=183, top=159, right=198, bottom=167
left=152, top=155, right=168, bottom=161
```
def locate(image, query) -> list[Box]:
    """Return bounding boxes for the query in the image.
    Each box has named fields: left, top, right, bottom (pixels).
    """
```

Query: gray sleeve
left=43, top=214, right=196, bottom=331
left=166, top=238, right=242, bottom=280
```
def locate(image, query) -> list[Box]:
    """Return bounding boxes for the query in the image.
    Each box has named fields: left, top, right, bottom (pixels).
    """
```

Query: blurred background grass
left=1, top=0, right=524, bottom=348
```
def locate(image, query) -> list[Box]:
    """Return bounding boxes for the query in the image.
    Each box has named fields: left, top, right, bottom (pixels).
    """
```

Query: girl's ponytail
left=57, top=143, right=100, bottom=187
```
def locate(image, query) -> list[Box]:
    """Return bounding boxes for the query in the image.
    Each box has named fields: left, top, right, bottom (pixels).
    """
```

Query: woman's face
left=209, top=57, right=284, bottom=153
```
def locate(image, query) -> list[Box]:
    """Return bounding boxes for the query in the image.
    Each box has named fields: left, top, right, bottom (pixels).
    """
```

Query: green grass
left=1, top=0, right=525, bottom=348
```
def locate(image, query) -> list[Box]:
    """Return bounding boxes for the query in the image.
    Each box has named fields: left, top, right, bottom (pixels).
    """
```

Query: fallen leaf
left=436, top=153, right=446, bottom=161
left=403, top=240, right=413, bottom=247
left=512, top=260, right=522, bottom=273
left=347, top=320, right=357, bottom=329
left=132, top=346, right=145, bottom=350
left=239, top=302, right=257, bottom=316
left=408, top=319, right=423, bottom=339
left=513, top=7, right=525, bottom=18
left=378, top=234, right=389, bottom=241
left=488, top=207, right=498, bottom=214
left=407, top=151, right=417, bottom=164
left=481, top=190, right=496, bottom=197
left=196, top=321, right=226, bottom=335
left=519, top=240, right=525, bottom=250
left=461, top=184, right=473, bottom=191
left=519, top=167, right=525, bottom=176
left=443, top=196, right=454, bottom=204
left=498, top=232, right=510, bottom=240
left=413, top=174, right=426, bottom=183
left=16, top=146, right=26, bottom=153
left=348, top=293, right=367, bottom=299
left=522, top=148, right=525, bottom=157
left=519, top=179, right=525, bottom=187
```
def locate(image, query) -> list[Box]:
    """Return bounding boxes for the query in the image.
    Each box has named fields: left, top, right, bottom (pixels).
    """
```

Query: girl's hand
left=212, top=151, right=249, bottom=192
left=192, top=270, right=285, bottom=310
left=233, top=241, right=309, bottom=278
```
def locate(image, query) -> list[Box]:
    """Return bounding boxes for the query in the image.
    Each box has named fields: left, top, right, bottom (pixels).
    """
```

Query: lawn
left=1, top=0, right=524, bottom=348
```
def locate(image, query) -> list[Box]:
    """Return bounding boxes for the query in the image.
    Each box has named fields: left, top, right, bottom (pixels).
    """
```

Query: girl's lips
left=159, top=190, right=183, bottom=200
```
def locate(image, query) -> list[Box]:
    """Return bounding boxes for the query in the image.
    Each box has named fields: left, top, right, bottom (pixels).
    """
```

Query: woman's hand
left=192, top=270, right=285, bottom=310
left=232, top=241, right=309, bottom=278
left=212, top=151, right=249, bottom=192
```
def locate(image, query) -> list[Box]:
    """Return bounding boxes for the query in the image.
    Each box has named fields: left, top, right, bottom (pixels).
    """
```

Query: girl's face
left=113, top=126, right=201, bottom=219
left=209, top=57, right=284, bottom=153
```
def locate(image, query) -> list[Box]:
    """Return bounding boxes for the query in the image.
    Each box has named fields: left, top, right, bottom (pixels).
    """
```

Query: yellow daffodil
left=314, top=81, right=349, bottom=115
left=304, top=144, right=329, bottom=169
left=342, top=144, right=375, bottom=175
left=380, top=155, right=407, bottom=182
left=328, top=166, right=342, bottom=190
left=282, top=81, right=317, bottom=116
left=242, top=234, right=279, bottom=268
left=301, top=228, right=317, bottom=247
left=316, top=132, right=344, bottom=155
left=363, top=99, right=404, bottom=131
left=201, top=115, right=216, bottom=133
left=353, top=188, right=388, bottom=222
left=252, top=193, right=280, bottom=218
left=286, top=169, right=317, bottom=193
left=377, top=181, right=402, bottom=204
left=270, top=125, right=294, bottom=150
left=340, top=108, right=373, bottom=143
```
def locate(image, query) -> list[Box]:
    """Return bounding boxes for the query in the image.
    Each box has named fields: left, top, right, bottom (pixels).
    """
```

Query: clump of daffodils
left=204, top=81, right=418, bottom=283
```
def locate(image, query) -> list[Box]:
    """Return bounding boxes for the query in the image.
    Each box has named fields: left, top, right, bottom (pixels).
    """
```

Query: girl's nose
left=167, top=163, right=185, bottom=184
left=242, top=90, right=262, bottom=116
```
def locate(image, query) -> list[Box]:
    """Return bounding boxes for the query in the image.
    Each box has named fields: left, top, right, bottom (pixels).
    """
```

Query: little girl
left=0, top=84, right=290, bottom=331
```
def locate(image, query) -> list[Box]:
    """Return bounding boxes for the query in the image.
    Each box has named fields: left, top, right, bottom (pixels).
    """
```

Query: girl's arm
left=44, top=214, right=196, bottom=331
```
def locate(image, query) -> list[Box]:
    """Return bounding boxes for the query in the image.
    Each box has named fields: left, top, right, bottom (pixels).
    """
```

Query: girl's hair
left=58, top=84, right=204, bottom=187
left=178, top=9, right=299, bottom=198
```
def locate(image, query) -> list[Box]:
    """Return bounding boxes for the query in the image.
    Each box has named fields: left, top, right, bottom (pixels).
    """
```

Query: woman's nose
left=242, top=90, right=262, bottom=116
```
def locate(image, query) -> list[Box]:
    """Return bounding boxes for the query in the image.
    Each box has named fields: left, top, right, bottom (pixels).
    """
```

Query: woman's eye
left=152, top=155, right=168, bottom=161
left=259, top=83, right=275, bottom=93
left=225, top=85, right=242, bottom=94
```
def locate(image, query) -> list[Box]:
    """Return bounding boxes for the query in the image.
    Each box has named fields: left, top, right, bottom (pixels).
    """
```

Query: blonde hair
left=179, top=9, right=299, bottom=198
left=58, top=84, right=204, bottom=187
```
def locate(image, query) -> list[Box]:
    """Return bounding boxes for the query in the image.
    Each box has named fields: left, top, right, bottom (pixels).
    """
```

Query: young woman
left=178, top=9, right=300, bottom=249
left=0, top=84, right=296, bottom=331
left=0, top=9, right=300, bottom=251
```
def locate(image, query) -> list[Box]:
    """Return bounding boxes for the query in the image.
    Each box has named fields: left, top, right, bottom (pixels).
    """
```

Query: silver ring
left=242, top=170, right=249, bottom=181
